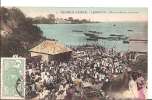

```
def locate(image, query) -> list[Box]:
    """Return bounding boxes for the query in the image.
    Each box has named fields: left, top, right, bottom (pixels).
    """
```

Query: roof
left=29, top=40, right=72, bottom=55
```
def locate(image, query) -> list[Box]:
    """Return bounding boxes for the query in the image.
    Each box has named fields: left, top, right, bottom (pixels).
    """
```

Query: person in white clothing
left=128, top=75, right=138, bottom=99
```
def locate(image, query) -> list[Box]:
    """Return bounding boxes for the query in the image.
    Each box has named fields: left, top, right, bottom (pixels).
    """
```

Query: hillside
left=0, top=7, right=44, bottom=57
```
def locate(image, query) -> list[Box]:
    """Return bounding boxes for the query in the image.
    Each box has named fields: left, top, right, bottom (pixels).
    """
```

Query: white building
left=55, top=18, right=71, bottom=24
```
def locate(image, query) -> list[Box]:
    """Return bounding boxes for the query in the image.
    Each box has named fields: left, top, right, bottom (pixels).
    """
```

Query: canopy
left=29, top=40, right=72, bottom=55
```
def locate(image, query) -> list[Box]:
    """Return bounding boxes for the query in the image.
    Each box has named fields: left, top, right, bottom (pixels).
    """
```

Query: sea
left=38, top=22, right=147, bottom=52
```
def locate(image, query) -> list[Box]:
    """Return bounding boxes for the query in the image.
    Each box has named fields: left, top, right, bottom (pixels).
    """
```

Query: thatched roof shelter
left=29, top=40, right=72, bottom=61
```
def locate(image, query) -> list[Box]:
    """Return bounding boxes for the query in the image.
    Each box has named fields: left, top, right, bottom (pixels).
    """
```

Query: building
left=29, top=40, right=72, bottom=62
left=55, top=18, right=71, bottom=24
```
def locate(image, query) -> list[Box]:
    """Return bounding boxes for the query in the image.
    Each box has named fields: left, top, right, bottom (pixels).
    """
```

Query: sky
left=18, top=7, right=148, bottom=22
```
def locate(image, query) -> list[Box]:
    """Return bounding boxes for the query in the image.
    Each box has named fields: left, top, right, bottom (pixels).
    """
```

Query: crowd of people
left=24, top=45, right=146, bottom=100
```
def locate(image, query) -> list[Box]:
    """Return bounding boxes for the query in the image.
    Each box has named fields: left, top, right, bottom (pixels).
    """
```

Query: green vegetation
left=32, top=14, right=55, bottom=24
left=0, top=7, right=43, bottom=57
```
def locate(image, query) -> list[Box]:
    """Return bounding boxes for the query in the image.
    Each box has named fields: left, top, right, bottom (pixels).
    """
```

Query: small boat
left=88, top=31, right=102, bottom=34
left=95, top=32, right=102, bottom=34
left=128, top=30, right=133, bottom=32
left=98, top=35, right=128, bottom=41
left=98, top=37, right=108, bottom=39
left=86, top=38, right=98, bottom=41
left=72, top=30, right=83, bottom=32
left=108, top=36, right=127, bottom=41
left=119, top=36, right=128, bottom=40
left=84, top=33, right=98, bottom=38
left=113, top=24, right=116, bottom=26
left=106, top=37, right=120, bottom=41
left=88, top=30, right=97, bottom=33
left=84, top=33, right=94, bottom=36
left=110, top=34, right=124, bottom=37
left=123, top=40, right=129, bottom=44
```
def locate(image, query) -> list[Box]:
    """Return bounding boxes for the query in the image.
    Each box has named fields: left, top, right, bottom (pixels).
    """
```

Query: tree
left=47, top=14, right=55, bottom=24
left=68, top=17, right=73, bottom=21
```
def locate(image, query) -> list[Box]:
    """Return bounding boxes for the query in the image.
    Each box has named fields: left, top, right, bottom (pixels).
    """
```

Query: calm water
left=38, top=22, right=147, bottom=52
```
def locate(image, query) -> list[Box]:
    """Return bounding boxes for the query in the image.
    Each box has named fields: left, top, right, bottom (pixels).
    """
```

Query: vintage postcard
left=0, top=7, right=148, bottom=100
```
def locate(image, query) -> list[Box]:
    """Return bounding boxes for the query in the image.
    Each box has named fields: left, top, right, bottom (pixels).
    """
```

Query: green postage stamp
left=1, top=57, right=25, bottom=99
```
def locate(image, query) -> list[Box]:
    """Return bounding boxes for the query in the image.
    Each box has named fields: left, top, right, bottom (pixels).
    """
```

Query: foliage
left=0, top=7, right=43, bottom=57
left=32, top=14, right=55, bottom=24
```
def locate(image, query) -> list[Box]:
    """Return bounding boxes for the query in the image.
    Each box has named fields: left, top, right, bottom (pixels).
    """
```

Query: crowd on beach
left=25, top=45, right=146, bottom=100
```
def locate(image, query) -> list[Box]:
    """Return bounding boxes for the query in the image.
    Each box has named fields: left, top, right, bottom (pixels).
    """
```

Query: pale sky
left=18, top=7, right=148, bottom=22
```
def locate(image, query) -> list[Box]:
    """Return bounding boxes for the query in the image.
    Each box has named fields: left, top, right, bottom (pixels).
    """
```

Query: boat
left=113, top=24, right=116, bottom=26
left=72, top=30, right=83, bottom=32
left=84, top=33, right=94, bottom=36
left=123, top=40, right=129, bottom=44
left=105, top=36, right=126, bottom=41
left=88, top=31, right=102, bottom=34
left=84, top=33, right=98, bottom=38
left=97, top=35, right=128, bottom=41
left=119, top=36, right=128, bottom=40
left=128, top=30, right=133, bottom=31
left=86, top=38, right=98, bottom=41
left=106, top=37, right=120, bottom=41
left=98, top=37, right=108, bottom=39
left=110, top=34, right=124, bottom=37
left=88, top=30, right=97, bottom=33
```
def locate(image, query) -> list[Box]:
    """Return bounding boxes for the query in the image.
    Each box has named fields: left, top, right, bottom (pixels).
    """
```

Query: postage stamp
left=1, top=57, right=26, bottom=99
